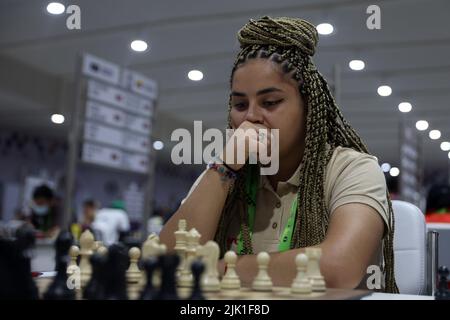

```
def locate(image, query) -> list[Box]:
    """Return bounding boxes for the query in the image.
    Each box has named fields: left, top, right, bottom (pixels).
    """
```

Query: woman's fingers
left=220, top=121, right=273, bottom=170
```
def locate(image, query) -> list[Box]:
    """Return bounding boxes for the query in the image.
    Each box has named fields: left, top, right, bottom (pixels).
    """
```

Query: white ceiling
left=0, top=0, right=449, bottom=170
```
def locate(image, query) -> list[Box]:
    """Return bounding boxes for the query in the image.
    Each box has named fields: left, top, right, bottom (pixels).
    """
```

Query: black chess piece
left=155, top=254, right=179, bottom=300
left=189, top=259, right=205, bottom=300
left=14, top=224, right=39, bottom=299
left=435, top=265, right=450, bottom=300
left=139, top=257, right=159, bottom=300
left=103, top=243, right=128, bottom=300
left=0, top=237, right=17, bottom=299
left=83, top=253, right=107, bottom=300
left=44, top=230, right=75, bottom=300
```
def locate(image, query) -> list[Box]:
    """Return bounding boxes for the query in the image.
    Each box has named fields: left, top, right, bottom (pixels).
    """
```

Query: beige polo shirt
left=183, top=146, right=390, bottom=254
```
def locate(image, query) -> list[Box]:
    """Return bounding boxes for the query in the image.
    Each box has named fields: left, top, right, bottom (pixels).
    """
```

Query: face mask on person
left=31, top=203, right=49, bottom=216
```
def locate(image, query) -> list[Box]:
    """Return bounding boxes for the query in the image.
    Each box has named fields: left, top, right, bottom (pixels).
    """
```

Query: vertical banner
left=64, top=53, right=158, bottom=235
left=79, top=55, right=156, bottom=172
left=399, top=123, right=423, bottom=208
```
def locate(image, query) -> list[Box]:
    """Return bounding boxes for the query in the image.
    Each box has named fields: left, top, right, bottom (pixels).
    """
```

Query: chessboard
left=31, top=219, right=370, bottom=300
left=2, top=220, right=372, bottom=300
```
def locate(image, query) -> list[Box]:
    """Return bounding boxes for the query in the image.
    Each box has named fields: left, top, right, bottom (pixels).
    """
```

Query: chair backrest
left=392, top=200, right=427, bottom=295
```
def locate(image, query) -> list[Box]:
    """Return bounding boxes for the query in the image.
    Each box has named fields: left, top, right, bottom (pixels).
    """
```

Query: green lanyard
left=237, top=165, right=298, bottom=254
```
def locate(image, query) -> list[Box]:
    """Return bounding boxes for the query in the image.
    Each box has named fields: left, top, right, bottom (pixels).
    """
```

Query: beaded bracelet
left=212, top=154, right=240, bottom=173
left=207, top=161, right=238, bottom=181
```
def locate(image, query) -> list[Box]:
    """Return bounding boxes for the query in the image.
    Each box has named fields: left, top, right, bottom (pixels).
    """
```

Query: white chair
left=392, top=200, right=428, bottom=295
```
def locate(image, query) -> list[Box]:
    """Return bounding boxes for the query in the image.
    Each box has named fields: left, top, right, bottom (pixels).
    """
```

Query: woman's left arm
left=222, top=202, right=384, bottom=288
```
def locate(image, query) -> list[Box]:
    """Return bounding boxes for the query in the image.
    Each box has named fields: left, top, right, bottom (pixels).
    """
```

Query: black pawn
left=103, top=244, right=128, bottom=300
left=15, top=225, right=39, bottom=300
left=83, top=253, right=107, bottom=300
left=0, top=238, right=12, bottom=299
left=0, top=237, right=21, bottom=299
left=139, top=257, right=159, bottom=300
left=189, top=259, right=205, bottom=300
left=44, top=230, right=75, bottom=300
left=436, top=266, right=450, bottom=300
left=155, top=254, right=179, bottom=300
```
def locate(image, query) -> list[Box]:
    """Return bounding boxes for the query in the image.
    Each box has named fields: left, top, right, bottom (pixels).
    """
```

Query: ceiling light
left=381, top=163, right=391, bottom=173
left=153, top=140, right=164, bottom=150
left=188, top=70, right=203, bottom=81
left=51, top=113, right=65, bottom=124
left=429, top=130, right=441, bottom=140
left=440, top=142, right=450, bottom=151
left=389, top=167, right=400, bottom=177
left=377, top=85, right=392, bottom=97
left=316, top=23, right=334, bottom=35
left=349, top=60, right=365, bottom=71
left=46, top=2, right=65, bottom=15
left=398, top=102, right=412, bottom=113
left=415, top=120, right=429, bottom=131
left=130, top=40, right=148, bottom=52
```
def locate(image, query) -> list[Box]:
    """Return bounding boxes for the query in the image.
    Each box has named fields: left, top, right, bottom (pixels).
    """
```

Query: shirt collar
left=259, top=161, right=303, bottom=190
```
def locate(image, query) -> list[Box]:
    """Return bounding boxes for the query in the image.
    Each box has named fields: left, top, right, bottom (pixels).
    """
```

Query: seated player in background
left=425, top=184, right=450, bottom=223
left=81, top=199, right=100, bottom=231
left=70, top=199, right=100, bottom=241
left=92, top=200, right=130, bottom=246
left=160, top=16, right=398, bottom=293
left=26, top=184, right=60, bottom=238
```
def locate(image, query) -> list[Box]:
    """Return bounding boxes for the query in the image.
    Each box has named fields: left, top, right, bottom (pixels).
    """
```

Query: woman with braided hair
left=160, top=16, right=398, bottom=293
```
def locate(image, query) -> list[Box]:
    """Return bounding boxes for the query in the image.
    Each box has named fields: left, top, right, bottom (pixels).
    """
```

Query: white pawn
left=127, top=247, right=142, bottom=284
left=127, top=247, right=142, bottom=300
left=252, top=252, right=272, bottom=292
left=67, top=245, right=79, bottom=276
left=291, top=253, right=312, bottom=294
left=221, top=251, right=240, bottom=290
left=306, top=248, right=326, bottom=292
left=79, top=229, right=95, bottom=287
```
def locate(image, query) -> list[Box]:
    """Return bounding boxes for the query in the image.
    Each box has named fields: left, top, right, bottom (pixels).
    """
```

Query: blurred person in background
left=147, top=206, right=165, bottom=235
left=70, top=199, right=100, bottom=240
left=426, top=184, right=450, bottom=223
left=81, top=199, right=99, bottom=231
left=91, top=200, right=130, bottom=246
left=26, top=184, right=60, bottom=238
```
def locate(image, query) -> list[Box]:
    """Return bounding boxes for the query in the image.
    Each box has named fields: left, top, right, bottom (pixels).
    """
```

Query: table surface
left=426, top=223, right=450, bottom=230
left=362, top=293, right=435, bottom=300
